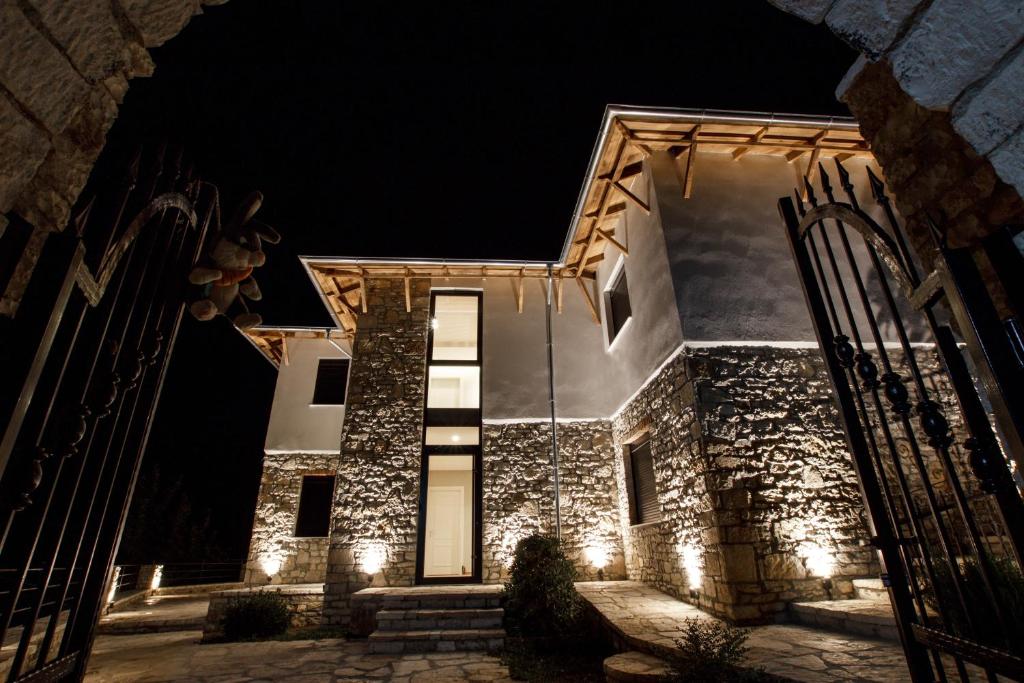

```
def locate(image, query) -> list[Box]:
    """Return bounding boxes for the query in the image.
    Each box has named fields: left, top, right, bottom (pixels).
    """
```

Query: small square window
left=312, top=359, right=350, bottom=405
left=294, top=475, right=334, bottom=537
left=623, top=438, right=660, bottom=525
left=605, top=266, right=632, bottom=344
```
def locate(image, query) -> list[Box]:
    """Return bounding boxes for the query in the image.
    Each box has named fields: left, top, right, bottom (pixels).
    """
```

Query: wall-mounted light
left=107, top=566, right=122, bottom=606
left=430, top=317, right=440, bottom=330
left=681, top=544, right=702, bottom=591
left=798, top=541, right=835, bottom=579
left=584, top=545, right=609, bottom=570
left=260, top=554, right=283, bottom=578
left=359, top=543, right=387, bottom=575
left=451, top=433, right=461, bottom=442
left=150, top=565, right=164, bottom=590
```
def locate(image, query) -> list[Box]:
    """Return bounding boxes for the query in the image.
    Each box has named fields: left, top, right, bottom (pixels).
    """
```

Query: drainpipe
left=546, top=264, right=562, bottom=540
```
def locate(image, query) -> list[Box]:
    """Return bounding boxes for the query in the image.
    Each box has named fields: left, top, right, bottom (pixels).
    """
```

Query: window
left=431, top=295, right=479, bottom=361
left=624, top=438, right=660, bottom=525
left=605, top=265, right=632, bottom=344
left=294, top=475, right=335, bottom=537
left=311, top=358, right=350, bottom=405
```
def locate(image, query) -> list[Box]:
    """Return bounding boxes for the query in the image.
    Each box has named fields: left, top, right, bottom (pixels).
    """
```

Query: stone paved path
left=98, top=594, right=210, bottom=634
left=577, top=581, right=910, bottom=683
left=85, top=631, right=513, bottom=682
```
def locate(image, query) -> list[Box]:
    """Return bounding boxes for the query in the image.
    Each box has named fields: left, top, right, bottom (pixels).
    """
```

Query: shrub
left=925, top=554, right=1024, bottom=653
left=504, top=534, right=582, bottom=639
left=222, top=591, right=290, bottom=641
left=667, top=618, right=770, bottom=683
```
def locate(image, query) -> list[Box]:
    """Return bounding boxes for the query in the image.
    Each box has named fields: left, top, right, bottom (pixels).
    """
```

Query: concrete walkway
left=85, top=631, right=513, bottom=682
left=577, top=581, right=911, bottom=683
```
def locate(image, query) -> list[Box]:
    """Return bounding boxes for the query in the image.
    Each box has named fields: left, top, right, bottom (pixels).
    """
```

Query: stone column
left=322, top=278, right=430, bottom=626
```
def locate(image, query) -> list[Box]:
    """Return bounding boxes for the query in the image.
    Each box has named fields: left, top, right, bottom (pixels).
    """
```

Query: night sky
left=104, top=0, right=856, bottom=562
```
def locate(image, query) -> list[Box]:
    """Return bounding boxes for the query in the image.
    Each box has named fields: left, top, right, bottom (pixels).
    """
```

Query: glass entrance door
left=422, top=453, right=477, bottom=579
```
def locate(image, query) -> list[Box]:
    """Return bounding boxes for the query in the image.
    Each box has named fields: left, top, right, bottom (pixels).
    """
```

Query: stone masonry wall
left=0, top=0, right=227, bottom=317
left=244, top=452, right=338, bottom=585
left=612, top=346, right=877, bottom=624
left=322, top=277, right=430, bottom=627
left=482, top=420, right=626, bottom=583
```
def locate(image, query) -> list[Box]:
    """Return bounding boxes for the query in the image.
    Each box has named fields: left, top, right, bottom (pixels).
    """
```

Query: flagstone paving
left=576, top=581, right=910, bottom=683
left=85, top=630, right=514, bottom=682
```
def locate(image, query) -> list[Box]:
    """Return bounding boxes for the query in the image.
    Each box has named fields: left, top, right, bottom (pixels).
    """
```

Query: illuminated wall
left=612, top=345, right=877, bottom=623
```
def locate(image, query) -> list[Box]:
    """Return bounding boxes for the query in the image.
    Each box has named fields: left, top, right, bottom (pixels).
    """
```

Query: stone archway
left=766, top=0, right=1024, bottom=265
left=0, top=0, right=228, bottom=316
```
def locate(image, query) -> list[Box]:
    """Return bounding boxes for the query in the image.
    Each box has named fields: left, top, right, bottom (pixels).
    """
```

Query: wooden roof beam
left=575, top=276, right=600, bottom=325
left=598, top=228, right=628, bottom=256
left=732, top=126, right=768, bottom=160
left=404, top=268, right=412, bottom=313
left=606, top=176, right=649, bottom=215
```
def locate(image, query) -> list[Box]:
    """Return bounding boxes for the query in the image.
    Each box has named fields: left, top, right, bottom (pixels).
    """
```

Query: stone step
left=354, top=587, right=504, bottom=611
left=790, top=599, right=898, bottom=641
left=367, top=628, right=505, bottom=654
left=853, top=578, right=889, bottom=602
left=604, top=651, right=672, bottom=682
left=376, top=608, right=503, bottom=631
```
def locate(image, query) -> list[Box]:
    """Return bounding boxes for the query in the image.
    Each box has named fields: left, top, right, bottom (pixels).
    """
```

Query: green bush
left=925, top=554, right=1024, bottom=653
left=504, top=534, right=582, bottom=639
left=667, top=618, right=771, bottom=683
left=222, top=591, right=290, bottom=641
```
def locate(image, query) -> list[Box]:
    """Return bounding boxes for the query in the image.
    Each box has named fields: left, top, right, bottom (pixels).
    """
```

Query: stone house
left=239, top=106, right=884, bottom=627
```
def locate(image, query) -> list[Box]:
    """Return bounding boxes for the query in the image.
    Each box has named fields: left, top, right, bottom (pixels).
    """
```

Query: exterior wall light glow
left=451, top=433, right=461, bottom=442
left=359, top=543, right=387, bottom=575
left=798, top=541, right=835, bottom=578
left=260, top=554, right=283, bottom=577
left=430, top=317, right=439, bottom=330
left=585, top=545, right=609, bottom=569
left=107, top=565, right=122, bottom=606
left=681, top=544, right=702, bottom=591
left=151, top=564, right=164, bottom=590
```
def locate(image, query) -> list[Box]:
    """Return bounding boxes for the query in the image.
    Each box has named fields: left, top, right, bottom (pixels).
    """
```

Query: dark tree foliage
left=222, top=592, right=289, bottom=641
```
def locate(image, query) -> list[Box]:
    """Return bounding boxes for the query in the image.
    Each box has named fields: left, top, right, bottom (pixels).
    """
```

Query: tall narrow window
left=311, top=358, right=350, bottom=405
left=624, top=438, right=660, bottom=525
left=605, top=266, right=632, bottom=344
left=294, top=475, right=335, bottom=537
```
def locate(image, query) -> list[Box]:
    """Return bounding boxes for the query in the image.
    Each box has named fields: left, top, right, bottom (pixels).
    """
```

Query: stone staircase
left=789, top=578, right=899, bottom=641
left=354, top=585, right=506, bottom=654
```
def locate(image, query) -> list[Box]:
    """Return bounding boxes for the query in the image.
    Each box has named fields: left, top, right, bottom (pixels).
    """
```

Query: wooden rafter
left=554, top=277, right=563, bottom=313
left=731, top=126, right=767, bottom=160
left=575, top=276, right=600, bottom=325
left=608, top=177, right=650, bottom=214
left=357, top=270, right=367, bottom=313
left=511, top=269, right=525, bottom=313
left=598, top=228, right=628, bottom=256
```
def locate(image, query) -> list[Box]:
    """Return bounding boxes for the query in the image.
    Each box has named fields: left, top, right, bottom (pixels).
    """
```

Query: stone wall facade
left=244, top=452, right=339, bottom=585
left=322, top=277, right=431, bottom=627
left=482, top=420, right=626, bottom=583
left=612, top=345, right=877, bottom=624
left=0, top=0, right=227, bottom=317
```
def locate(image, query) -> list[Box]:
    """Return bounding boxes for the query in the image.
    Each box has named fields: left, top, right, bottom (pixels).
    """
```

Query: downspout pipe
left=546, top=264, right=562, bottom=540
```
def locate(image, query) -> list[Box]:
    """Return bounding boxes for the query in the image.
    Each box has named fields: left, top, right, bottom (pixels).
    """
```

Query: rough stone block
left=825, top=0, right=920, bottom=59
left=120, top=0, right=202, bottom=48
left=952, top=45, right=1024, bottom=156
left=0, top=96, right=50, bottom=213
left=0, top=2, right=90, bottom=134
left=766, top=0, right=837, bottom=23
left=890, top=0, right=1024, bottom=109
left=720, top=545, right=758, bottom=583
left=26, top=0, right=133, bottom=83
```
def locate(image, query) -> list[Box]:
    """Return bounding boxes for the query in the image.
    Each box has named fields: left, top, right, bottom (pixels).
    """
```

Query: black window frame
left=623, top=436, right=661, bottom=526
left=294, top=475, right=335, bottom=538
left=604, top=262, right=632, bottom=345
left=311, top=358, right=350, bottom=405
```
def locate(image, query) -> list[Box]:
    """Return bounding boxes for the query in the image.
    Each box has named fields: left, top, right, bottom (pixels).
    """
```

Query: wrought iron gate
left=780, top=160, right=1024, bottom=682
left=0, top=145, right=218, bottom=681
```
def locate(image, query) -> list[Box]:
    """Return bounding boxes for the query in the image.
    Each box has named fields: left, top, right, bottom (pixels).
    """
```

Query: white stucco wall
left=655, top=150, right=897, bottom=342
left=264, top=336, right=352, bottom=453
